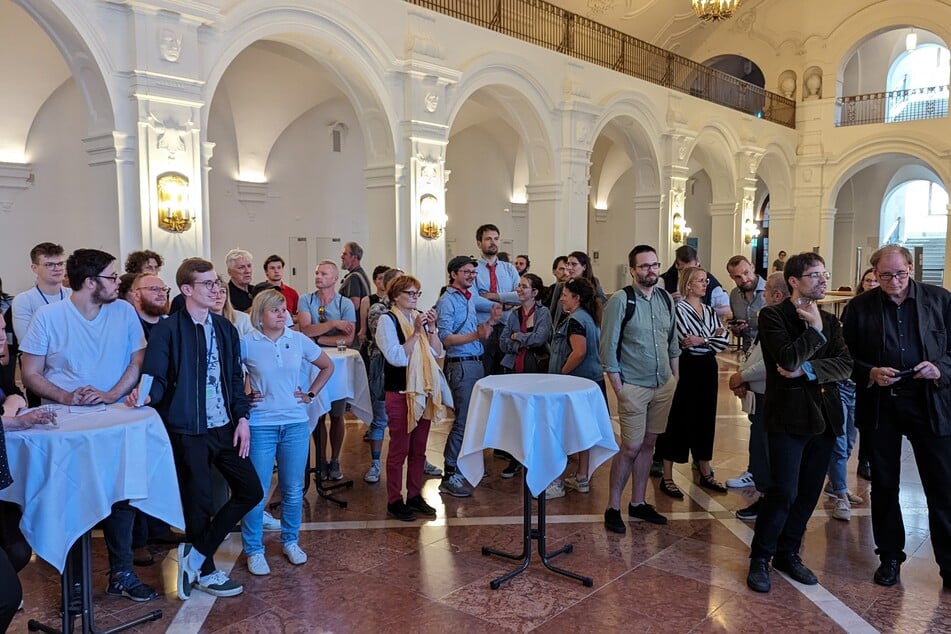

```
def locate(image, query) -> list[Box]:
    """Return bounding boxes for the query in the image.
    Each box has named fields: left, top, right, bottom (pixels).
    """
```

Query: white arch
left=591, top=93, right=665, bottom=196
left=686, top=123, right=740, bottom=201
left=756, top=142, right=796, bottom=211
left=203, top=3, right=398, bottom=166
left=447, top=55, right=558, bottom=182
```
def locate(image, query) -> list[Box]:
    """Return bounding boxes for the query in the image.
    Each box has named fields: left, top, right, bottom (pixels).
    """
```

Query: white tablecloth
left=0, top=404, right=185, bottom=573
left=302, top=347, right=373, bottom=428
left=458, top=374, right=618, bottom=497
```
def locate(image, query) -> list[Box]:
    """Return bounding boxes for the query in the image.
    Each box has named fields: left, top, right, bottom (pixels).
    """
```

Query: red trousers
left=384, top=391, right=432, bottom=504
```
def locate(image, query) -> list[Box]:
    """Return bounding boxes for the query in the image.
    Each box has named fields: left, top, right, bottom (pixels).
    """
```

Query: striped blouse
left=676, top=300, right=729, bottom=355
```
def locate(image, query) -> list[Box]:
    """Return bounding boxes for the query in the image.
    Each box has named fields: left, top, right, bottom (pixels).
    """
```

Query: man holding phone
left=843, top=245, right=951, bottom=590
left=726, top=255, right=767, bottom=352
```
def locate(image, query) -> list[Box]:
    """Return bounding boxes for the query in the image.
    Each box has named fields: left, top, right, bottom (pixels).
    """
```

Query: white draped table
left=303, top=347, right=372, bottom=428
left=457, top=373, right=618, bottom=589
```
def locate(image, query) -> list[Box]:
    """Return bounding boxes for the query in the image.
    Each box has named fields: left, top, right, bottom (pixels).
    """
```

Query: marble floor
left=11, top=355, right=951, bottom=633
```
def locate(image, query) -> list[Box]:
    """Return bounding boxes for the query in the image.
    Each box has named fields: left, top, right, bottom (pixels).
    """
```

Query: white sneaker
left=831, top=497, right=851, bottom=521
left=563, top=474, right=590, bottom=493
left=283, top=542, right=308, bottom=565
left=247, top=553, right=270, bottom=576
left=364, top=460, right=382, bottom=483
left=545, top=479, right=566, bottom=500
left=725, top=471, right=755, bottom=488
left=824, top=483, right=863, bottom=505
left=262, top=510, right=281, bottom=531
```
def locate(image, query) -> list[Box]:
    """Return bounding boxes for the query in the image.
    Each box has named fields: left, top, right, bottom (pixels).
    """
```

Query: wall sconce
left=672, top=212, right=692, bottom=244
left=157, top=172, right=194, bottom=233
left=419, top=193, right=447, bottom=239
left=743, top=218, right=761, bottom=245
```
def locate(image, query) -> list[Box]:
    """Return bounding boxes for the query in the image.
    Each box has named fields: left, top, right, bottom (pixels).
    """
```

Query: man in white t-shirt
left=19, top=248, right=155, bottom=602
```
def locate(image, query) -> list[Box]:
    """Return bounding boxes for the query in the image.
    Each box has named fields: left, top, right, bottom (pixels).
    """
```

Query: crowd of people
left=0, top=227, right=949, bottom=628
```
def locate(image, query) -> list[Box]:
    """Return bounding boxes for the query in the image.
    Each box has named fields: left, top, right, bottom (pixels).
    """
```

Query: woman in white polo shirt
left=240, top=290, right=333, bottom=575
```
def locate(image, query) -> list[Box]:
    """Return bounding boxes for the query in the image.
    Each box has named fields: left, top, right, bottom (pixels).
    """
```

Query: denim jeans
left=102, top=500, right=136, bottom=574
left=826, top=380, right=857, bottom=494
left=242, top=422, right=310, bottom=555
left=367, top=351, right=388, bottom=441
left=443, top=359, right=483, bottom=471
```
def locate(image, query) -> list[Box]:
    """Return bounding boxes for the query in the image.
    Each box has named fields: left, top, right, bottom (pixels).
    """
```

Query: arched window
left=885, top=44, right=950, bottom=122
left=881, top=180, right=947, bottom=284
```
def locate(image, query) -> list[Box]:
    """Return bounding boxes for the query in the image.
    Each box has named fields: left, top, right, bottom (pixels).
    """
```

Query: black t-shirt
left=229, top=280, right=253, bottom=312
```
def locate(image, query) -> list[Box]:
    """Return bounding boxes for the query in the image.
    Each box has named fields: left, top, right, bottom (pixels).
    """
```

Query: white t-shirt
left=11, top=285, right=72, bottom=342
left=240, top=327, right=323, bottom=426
left=19, top=298, right=146, bottom=400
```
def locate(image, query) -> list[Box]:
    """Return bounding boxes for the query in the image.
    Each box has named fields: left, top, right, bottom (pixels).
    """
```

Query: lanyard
left=35, top=285, right=64, bottom=305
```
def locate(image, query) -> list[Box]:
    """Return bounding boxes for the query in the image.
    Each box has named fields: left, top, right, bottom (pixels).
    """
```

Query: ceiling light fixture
left=906, top=29, right=918, bottom=52
left=692, top=0, right=741, bottom=22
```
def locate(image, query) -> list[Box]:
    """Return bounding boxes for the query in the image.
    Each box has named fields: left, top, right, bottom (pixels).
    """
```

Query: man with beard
left=600, top=245, right=680, bottom=533
left=20, top=249, right=156, bottom=601
left=472, top=224, right=518, bottom=376
left=225, top=248, right=254, bottom=312
left=746, top=252, right=852, bottom=593
left=131, top=273, right=171, bottom=337
left=727, top=255, right=767, bottom=351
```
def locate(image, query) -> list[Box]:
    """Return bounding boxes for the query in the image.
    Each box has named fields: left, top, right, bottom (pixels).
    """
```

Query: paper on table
left=136, top=374, right=153, bottom=407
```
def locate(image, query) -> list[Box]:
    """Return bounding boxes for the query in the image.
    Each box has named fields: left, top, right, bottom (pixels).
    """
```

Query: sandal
left=698, top=473, right=728, bottom=493
left=660, top=478, right=684, bottom=499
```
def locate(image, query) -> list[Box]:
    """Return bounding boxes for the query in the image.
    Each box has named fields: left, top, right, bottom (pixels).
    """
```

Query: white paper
left=135, top=374, right=153, bottom=407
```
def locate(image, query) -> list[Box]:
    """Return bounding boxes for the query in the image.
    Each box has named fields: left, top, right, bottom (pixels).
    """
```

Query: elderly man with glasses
left=20, top=248, right=157, bottom=601
left=843, top=244, right=951, bottom=590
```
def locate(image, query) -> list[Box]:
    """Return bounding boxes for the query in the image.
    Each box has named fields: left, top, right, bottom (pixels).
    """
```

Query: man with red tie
left=473, top=224, right=520, bottom=376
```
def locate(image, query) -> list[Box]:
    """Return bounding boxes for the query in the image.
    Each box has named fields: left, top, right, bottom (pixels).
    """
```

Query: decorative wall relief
left=159, top=28, right=183, bottom=63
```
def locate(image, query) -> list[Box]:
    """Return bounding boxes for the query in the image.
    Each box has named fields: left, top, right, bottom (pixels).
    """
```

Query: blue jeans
left=443, top=359, right=483, bottom=471
left=367, top=350, right=388, bottom=441
left=242, top=422, right=310, bottom=555
left=827, top=381, right=857, bottom=494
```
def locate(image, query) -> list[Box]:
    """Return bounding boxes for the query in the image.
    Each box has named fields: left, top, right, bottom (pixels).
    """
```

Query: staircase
left=902, top=235, right=945, bottom=286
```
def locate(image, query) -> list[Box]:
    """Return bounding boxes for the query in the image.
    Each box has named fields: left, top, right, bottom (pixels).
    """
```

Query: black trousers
left=657, top=353, right=718, bottom=463
left=0, top=501, right=26, bottom=633
left=868, top=392, right=951, bottom=579
left=168, top=423, right=263, bottom=577
left=750, top=425, right=836, bottom=560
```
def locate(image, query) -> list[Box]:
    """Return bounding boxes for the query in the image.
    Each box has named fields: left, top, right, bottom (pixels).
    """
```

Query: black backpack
left=615, top=286, right=673, bottom=363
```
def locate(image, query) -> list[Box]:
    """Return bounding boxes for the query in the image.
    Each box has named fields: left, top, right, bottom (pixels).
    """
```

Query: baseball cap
left=447, top=255, right=478, bottom=274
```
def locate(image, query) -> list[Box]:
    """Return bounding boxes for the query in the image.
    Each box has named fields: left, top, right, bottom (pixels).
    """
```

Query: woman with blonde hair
left=240, top=290, right=334, bottom=575
left=375, top=275, right=450, bottom=521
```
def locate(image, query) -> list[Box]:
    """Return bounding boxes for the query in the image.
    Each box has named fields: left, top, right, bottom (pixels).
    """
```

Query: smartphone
left=727, top=319, right=745, bottom=326
left=893, top=368, right=917, bottom=379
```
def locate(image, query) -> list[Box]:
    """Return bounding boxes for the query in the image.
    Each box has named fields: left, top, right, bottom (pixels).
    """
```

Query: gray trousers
left=443, top=358, right=484, bottom=471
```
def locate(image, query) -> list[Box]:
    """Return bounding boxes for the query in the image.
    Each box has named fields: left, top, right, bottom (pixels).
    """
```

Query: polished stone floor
left=11, top=355, right=951, bottom=633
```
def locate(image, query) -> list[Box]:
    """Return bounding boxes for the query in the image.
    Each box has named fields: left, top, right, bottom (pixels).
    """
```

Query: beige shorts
left=616, top=376, right=677, bottom=446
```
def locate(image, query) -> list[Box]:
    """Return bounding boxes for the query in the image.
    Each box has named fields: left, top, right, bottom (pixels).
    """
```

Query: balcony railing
left=406, top=0, right=796, bottom=128
left=836, top=85, right=949, bottom=126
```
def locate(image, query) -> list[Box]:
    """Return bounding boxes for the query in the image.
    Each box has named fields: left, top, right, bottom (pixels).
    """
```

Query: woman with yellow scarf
left=374, top=275, right=452, bottom=521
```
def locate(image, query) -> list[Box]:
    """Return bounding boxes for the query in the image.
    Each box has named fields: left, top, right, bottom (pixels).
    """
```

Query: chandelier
left=692, top=0, right=741, bottom=22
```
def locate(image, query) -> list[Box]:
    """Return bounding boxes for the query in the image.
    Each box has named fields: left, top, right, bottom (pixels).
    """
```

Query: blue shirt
left=436, top=287, right=483, bottom=358
left=473, top=258, right=520, bottom=320
left=298, top=292, right=355, bottom=340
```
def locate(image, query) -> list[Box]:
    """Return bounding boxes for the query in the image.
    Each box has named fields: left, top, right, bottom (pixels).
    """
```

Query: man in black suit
left=843, top=245, right=951, bottom=589
left=746, top=252, right=852, bottom=593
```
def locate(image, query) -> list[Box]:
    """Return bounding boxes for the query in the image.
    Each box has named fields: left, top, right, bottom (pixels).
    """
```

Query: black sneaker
left=500, top=460, right=522, bottom=479
left=604, top=508, right=626, bottom=534
left=736, top=499, right=762, bottom=521
left=772, top=553, right=818, bottom=585
left=747, top=557, right=771, bottom=593
left=406, top=495, right=437, bottom=517
left=106, top=570, right=158, bottom=602
left=387, top=500, right=417, bottom=522
left=628, top=502, right=667, bottom=525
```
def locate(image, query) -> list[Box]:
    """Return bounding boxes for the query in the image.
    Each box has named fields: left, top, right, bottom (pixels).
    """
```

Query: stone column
left=526, top=181, right=561, bottom=281
left=632, top=193, right=663, bottom=250
left=364, top=164, right=401, bottom=274
left=709, top=202, right=739, bottom=274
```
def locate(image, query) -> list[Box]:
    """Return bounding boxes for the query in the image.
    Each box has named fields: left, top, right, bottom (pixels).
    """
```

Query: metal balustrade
left=836, top=85, right=949, bottom=126
left=407, top=0, right=796, bottom=128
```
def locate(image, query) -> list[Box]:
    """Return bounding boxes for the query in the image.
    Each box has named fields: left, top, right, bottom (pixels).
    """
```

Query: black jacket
left=142, top=310, right=250, bottom=435
left=842, top=281, right=951, bottom=436
left=759, top=299, right=852, bottom=435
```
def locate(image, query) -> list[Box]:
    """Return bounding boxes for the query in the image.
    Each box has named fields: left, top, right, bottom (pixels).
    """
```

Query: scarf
left=390, top=308, right=452, bottom=430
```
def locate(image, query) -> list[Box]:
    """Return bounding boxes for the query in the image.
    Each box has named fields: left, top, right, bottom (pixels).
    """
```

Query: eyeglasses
left=515, top=284, right=533, bottom=290
left=41, top=261, right=66, bottom=270
left=192, top=279, right=224, bottom=291
left=95, top=274, right=119, bottom=283
left=138, top=286, right=170, bottom=295
left=457, top=268, right=477, bottom=276
left=634, top=262, right=662, bottom=271
left=318, top=306, right=327, bottom=323
left=877, top=270, right=910, bottom=282
left=401, top=290, right=422, bottom=298
left=799, top=271, right=831, bottom=281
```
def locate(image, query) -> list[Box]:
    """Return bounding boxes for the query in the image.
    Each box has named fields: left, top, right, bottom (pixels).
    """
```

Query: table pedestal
left=302, top=416, right=353, bottom=508
left=481, top=470, right=593, bottom=589
left=27, top=533, right=162, bottom=634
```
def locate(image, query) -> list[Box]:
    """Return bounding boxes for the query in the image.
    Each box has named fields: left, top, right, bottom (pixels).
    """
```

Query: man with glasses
left=133, top=258, right=262, bottom=600
left=20, top=249, right=157, bottom=601
left=726, top=254, right=768, bottom=352
left=746, top=252, right=852, bottom=593
left=131, top=273, right=170, bottom=337
left=435, top=255, right=501, bottom=497
left=600, top=245, right=680, bottom=533
left=299, top=260, right=356, bottom=481
left=843, top=245, right=951, bottom=590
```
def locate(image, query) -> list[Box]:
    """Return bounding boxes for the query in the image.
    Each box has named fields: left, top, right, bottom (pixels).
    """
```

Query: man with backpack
left=599, top=245, right=680, bottom=534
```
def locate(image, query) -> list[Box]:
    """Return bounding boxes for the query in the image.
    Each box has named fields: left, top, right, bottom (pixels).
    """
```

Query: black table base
left=481, top=470, right=593, bottom=589
left=28, top=532, right=162, bottom=634
left=302, top=418, right=353, bottom=508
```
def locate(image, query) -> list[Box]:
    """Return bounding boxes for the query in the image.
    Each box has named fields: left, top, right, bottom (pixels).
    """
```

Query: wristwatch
left=306, top=391, right=316, bottom=400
